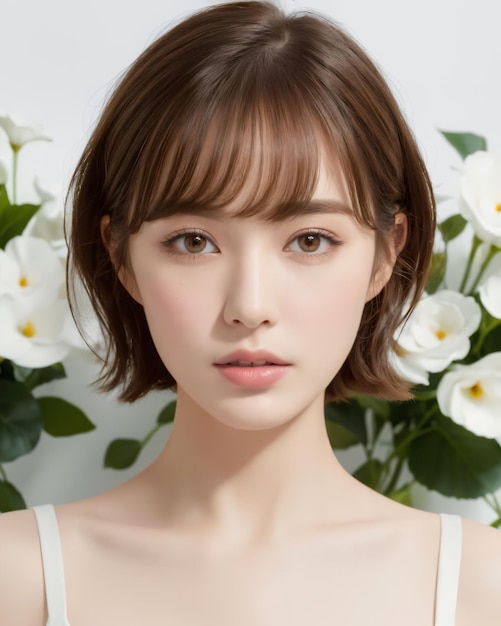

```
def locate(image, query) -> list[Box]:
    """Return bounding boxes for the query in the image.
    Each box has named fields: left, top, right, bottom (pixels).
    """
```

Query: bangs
left=127, top=72, right=329, bottom=228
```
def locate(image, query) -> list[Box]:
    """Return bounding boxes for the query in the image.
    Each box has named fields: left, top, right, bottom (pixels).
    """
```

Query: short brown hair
left=68, top=0, right=435, bottom=402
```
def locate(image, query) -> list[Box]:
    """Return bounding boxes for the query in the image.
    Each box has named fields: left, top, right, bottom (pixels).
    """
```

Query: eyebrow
left=284, top=200, right=354, bottom=216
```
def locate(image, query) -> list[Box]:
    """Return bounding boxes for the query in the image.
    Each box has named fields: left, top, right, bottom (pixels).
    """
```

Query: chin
left=206, top=394, right=318, bottom=433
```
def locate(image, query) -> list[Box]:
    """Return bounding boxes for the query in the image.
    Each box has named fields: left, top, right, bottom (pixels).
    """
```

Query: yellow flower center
left=435, top=329, right=447, bottom=340
left=18, top=275, right=28, bottom=287
left=10, top=142, right=21, bottom=153
left=496, top=203, right=501, bottom=213
left=468, top=382, right=484, bottom=399
left=21, top=321, right=36, bottom=338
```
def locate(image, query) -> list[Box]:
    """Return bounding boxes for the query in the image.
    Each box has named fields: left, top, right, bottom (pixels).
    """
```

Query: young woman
left=1, top=2, right=500, bottom=624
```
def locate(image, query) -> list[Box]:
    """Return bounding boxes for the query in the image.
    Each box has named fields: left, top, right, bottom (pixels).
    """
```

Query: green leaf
left=324, top=401, right=367, bottom=446
left=0, top=380, right=42, bottom=462
left=38, top=396, right=95, bottom=437
left=389, top=399, right=424, bottom=427
left=353, top=459, right=384, bottom=490
left=104, top=438, right=141, bottom=469
left=439, top=130, right=487, bottom=159
left=355, top=395, right=390, bottom=421
left=482, top=323, right=501, bottom=358
left=0, top=203, right=40, bottom=249
left=0, top=359, right=16, bottom=382
left=408, top=416, right=501, bottom=498
left=388, top=482, right=413, bottom=506
left=13, top=362, right=66, bottom=390
left=425, top=252, right=446, bottom=294
left=157, top=400, right=176, bottom=424
left=325, top=420, right=360, bottom=449
left=413, top=388, right=438, bottom=402
left=438, top=214, right=468, bottom=243
left=0, top=184, right=9, bottom=210
left=0, top=480, right=26, bottom=512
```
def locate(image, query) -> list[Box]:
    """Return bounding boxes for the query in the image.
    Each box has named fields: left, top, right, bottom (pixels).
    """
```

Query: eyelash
left=286, top=229, right=343, bottom=257
left=161, top=229, right=218, bottom=259
left=161, top=228, right=343, bottom=258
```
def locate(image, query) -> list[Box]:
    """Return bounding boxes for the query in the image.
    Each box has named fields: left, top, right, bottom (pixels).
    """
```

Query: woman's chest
left=64, top=534, right=437, bottom=626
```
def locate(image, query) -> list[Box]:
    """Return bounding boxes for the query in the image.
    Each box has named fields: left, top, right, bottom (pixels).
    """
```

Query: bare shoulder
left=457, top=517, right=501, bottom=626
left=0, top=508, right=46, bottom=625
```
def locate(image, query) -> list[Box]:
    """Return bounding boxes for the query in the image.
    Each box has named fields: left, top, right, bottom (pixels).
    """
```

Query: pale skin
left=1, top=159, right=500, bottom=625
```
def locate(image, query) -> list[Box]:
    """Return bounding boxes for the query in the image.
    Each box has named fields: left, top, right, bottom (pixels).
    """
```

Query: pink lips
left=214, top=350, right=290, bottom=389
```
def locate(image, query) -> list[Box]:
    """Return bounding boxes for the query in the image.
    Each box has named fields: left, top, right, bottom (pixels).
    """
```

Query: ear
left=366, top=212, right=408, bottom=301
left=100, top=215, right=143, bottom=305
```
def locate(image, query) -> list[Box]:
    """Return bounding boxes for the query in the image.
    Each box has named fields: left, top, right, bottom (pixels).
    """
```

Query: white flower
left=23, top=181, right=67, bottom=257
left=459, top=151, right=501, bottom=246
left=0, top=115, right=51, bottom=151
left=33, top=177, right=57, bottom=204
left=394, top=290, right=482, bottom=385
left=437, top=353, right=501, bottom=438
left=478, top=272, right=501, bottom=319
left=0, top=236, right=65, bottom=308
left=0, top=296, right=71, bottom=367
left=0, top=160, right=7, bottom=185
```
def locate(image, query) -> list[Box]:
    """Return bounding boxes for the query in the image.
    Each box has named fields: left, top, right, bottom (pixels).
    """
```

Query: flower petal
left=0, top=160, right=7, bottom=185
left=395, top=291, right=482, bottom=378
left=437, top=353, right=501, bottom=438
left=459, top=151, right=501, bottom=245
left=23, top=194, right=67, bottom=258
left=0, top=115, right=51, bottom=149
left=1, top=236, right=65, bottom=307
left=479, top=273, right=501, bottom=319
left=0, top=296, right=71, bottom=367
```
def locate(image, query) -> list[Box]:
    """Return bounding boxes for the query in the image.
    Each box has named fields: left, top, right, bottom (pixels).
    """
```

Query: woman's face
left=121, top=159, right=393, bottom=430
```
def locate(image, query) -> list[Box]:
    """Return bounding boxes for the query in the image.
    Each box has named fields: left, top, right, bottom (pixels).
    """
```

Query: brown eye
left=287, top=230, right=342, bottom=255
left=163, top=230, right=218, bottom=255
left=297, top=233, right=321, bottom=252
left=184, top=234, right=208, bottom=253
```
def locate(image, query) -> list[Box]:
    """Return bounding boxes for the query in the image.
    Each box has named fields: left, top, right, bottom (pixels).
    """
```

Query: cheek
left=137, top=271, right=213, bottom=366
left=320, top=277, right=369, bottom=341
left=144, top=287, right=191, bottom=333
left=290, top=259, right=373, bottom=326
left=287, top=255, right=374, bottom=372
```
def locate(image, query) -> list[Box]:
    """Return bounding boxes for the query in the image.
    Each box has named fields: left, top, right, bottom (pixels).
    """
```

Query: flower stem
left=484, top=492, right=501, bottom=518
left=139, top=422, right=165, bottom=450
left=483, top=495, right=501, bottom=528
left=471, top=315, right=501, bottom=357
left=383, top=454, right=406, bottom=495
left=468, top=243, right=501, bottom=295
left=459, top=234, right=481, bottom=293
left=0, top=464, right=7, bottom=482
left=379, top=406, right=438, bottom=492
left=386, top=407, right=437, bottom=466
left=11, top=146, right=20, bottom=205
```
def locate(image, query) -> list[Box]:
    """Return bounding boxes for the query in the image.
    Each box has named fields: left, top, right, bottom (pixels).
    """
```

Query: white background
left=1, top=0, right=500, bottom=520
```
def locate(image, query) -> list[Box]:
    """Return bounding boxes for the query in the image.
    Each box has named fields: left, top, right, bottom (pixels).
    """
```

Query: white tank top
left=33, top=504, right=462, bottom=626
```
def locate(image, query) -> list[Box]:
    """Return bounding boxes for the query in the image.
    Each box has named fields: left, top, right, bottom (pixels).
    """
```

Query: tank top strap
left=33, top=505, right=71, bottom=626
left=434, top=513, right=462, bottom=626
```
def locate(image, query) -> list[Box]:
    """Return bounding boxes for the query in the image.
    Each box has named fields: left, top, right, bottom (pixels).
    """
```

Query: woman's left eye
left=162, top=230, right=218, bottom=255
left=286, top=230, right=341, bottom=254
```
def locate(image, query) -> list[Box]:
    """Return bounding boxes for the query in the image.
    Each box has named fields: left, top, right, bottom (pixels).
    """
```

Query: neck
left=146, top=388, right=356, bottom=552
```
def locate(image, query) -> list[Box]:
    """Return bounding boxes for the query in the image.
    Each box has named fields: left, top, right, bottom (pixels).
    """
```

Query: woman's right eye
left=162, top=230, right=218, bottom=255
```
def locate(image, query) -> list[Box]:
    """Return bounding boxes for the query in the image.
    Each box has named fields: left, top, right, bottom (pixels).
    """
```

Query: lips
left=214, top=350, right=289, bottom=367
left=226, top=360, right=275, bottom=366
left=214, top=350, right=290, bottom=389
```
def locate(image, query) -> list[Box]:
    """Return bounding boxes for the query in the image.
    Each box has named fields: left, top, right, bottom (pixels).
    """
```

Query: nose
left=222, top=254, right=279, bottom=329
